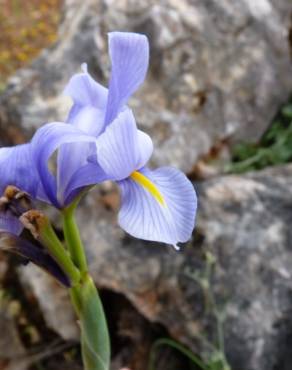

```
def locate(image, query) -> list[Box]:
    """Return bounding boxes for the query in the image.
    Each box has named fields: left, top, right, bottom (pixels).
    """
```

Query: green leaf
left=78, top=276, right=110, bottom=370
left=282, top=104, right=292, bottom=118
left=228, top=100, right=292, bottom=174
left=148, top=338, right=209, bottom=370
left=232, top=143, right=258, bottom=162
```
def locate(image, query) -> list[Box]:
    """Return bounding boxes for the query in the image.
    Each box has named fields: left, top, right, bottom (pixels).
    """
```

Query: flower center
left=130, top=171, right=165, bottom=206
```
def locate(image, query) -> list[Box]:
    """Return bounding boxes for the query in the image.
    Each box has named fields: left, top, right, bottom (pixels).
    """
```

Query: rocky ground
left=0, top=1, right=292, bottom=370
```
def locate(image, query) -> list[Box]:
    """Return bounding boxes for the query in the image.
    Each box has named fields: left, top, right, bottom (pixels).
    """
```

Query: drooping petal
left=63, top=64, right=108, bottom=110
left=104, top=32, right=149, bottom=126
left=0, top=144, right=39, bottom=197
left=96, top=109, right=152, bottom=181
left=63, top=163, right=109, bottom=206
left=31, top=122, right=98, bottom=208
left=118, top=167, right=197, bottom=247
left=57, top=140, right=97, bottom=202
left=0, top=212, right=23, bottom=235
left=0, top=232, right=70, bottom=286
left=36, top=182, right=51, bottom=204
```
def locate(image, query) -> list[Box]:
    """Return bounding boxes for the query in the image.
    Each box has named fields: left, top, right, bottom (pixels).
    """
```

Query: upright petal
left=61, top=68, right=108, bottom=192
left=31, top=122, right=98, bottom=208
left=0, top=144, right=39, bottom=197
left=63, top=64, right=108, bottom=110
left=104, top=32, right=149, bottom=126
left=136, top=130, right=154, bottom=170
left=58, top=97, right=106, bottom=200
left=68, top=105, right=105, bottom=136
left=118, top=167, right=197, bottom=247
left=96, top=109, right=152, bottom=181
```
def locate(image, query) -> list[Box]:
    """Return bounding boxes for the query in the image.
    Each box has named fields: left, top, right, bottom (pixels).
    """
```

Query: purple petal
left=104, top=32, right=149, bottom=126
left=63, top=163, right=109, bottom=205
left=31, top=122, right=98, bottom=208
left=58, top=106, right=105, bottom=200
left=118, top=167, right=197, bottom=247
left=0, top=232, right=70, bottom=287
left=57, top=139, right=98, bottom=204
left=60, top=70, right=107, bottom=195
left=36, top=182, right=51, bottom=204
left=0, top=144, right=39, bottom=197
left=96, top=109, right=152, bottom=181
left=63, top=64, right=108, bottom=109
left=136, top=130, right=153, bottom=170
left=68, top=105, right=105, bottom=136
left=0, top=212, right=23, bottom=235
left=63, top=63, right=106, bottom=137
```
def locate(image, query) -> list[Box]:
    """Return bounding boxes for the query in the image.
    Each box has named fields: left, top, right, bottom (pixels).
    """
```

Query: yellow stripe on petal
left=130, top=171, right=166, bottom=206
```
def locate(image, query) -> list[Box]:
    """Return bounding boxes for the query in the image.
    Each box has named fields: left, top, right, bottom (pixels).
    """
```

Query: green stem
left=39, top=220, right=80, bottom=285
left=225, top=149, right=267, bottom=173
left=62, top=201, right=110, bottom=370
left=62, top=202, right=88, bottom=273
left=70, top=285, right=82, bottom=316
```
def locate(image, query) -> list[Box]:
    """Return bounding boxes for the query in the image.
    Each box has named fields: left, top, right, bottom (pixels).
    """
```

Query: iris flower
left=0, top=145, right=70, bottom=286
left=31, top=32, right=197, bottom=249
left=0, top=144, right=38, bottom=234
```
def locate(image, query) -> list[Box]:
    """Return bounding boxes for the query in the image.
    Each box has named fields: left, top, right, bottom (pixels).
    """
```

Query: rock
left=1, top=1, right=292, bottom=369
left=18, top=264, right=78, bottom=341
left=0, top=301, right=28, bottom=370
left=71, top=164, right=292, bottom=370
left=197, top=165, right=292, bottom=370
left=1, top=0, right=292, bottom=171
left=7, top=164, right=292, bottom=370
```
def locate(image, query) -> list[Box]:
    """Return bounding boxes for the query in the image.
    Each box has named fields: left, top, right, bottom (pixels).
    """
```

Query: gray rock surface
left=0, top=301, right=28, bottom=370
left=1, top=0, right=292, bottom=172
left=16, top=164, right=292, bottom=370
left=1, top=1, right=292, bottom=369
left=198, top=166, right=292, bottom=370
left=19, top=264, right=79, bottom=341
left=77, top=165, right=292, bottom=370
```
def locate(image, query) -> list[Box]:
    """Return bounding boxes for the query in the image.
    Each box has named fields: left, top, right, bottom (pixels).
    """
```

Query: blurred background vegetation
left=227, top=99, right=292, bottom=174
left=0, top=0, right=62, bottom=90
